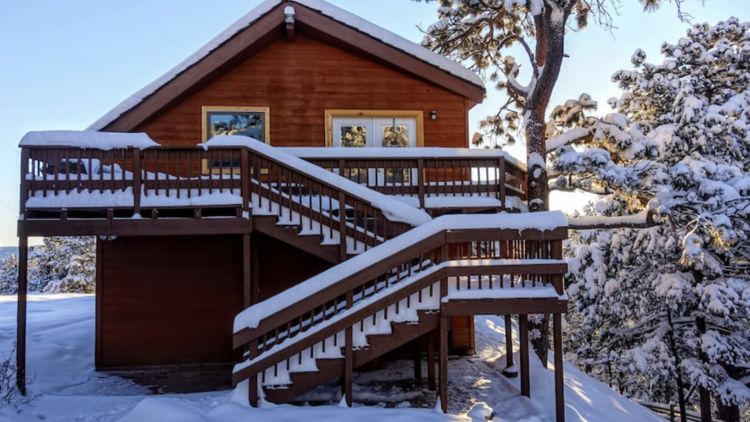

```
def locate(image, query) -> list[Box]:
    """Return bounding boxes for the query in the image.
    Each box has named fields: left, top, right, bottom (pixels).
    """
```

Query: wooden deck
left=18, top=145, right=526, bottom=238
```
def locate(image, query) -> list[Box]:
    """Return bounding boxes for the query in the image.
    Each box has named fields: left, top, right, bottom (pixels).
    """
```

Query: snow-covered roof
left=87, top=0, right=484, bottom=131
left=20, top=131, right=159, bottom=150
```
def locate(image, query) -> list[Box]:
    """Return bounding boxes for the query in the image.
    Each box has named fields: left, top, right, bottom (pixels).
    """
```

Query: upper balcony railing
left=19, top=142, right=527, bottom=225
left=282, top=148, right=527, bottom=209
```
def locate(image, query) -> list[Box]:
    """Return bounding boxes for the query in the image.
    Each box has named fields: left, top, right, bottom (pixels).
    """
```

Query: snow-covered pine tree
left=40, top=237, right=96, bottom=293
left=23, top=237, right=96, bottom=293
left=557, top=18, right=750, bottom=422
left=418, top=0, right=692, bottom=364
left=0, top=255, right=19, bottom=295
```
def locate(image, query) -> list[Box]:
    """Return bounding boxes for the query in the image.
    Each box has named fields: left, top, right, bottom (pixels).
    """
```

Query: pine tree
left=0, top=255, right=19, bottom=295
left=40, top=237, right=96, bottom=293
left=560, top=18, right=750, bottom=422
left=419, top=0, right=693, bottom=364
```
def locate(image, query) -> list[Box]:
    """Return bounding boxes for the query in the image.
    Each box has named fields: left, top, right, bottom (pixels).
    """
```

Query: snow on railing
left=284, top=147, right=528, bottom=208
left=231, top=212, right=568, bottom=389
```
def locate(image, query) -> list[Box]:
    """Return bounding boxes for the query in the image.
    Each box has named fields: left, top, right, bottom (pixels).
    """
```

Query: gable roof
left=88, top=0, right=485, bottom=132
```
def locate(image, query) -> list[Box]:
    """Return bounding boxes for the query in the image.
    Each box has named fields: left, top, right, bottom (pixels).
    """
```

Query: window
left=201, top=106, right=270, bottom=173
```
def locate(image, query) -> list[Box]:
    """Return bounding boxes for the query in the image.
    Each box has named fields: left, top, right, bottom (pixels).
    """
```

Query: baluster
left=42, top=149, right=49, bottom=197
left=133, top=149, right=141, bottom=215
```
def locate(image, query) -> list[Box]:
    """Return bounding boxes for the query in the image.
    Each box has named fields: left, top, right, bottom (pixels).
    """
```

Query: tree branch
left=568, top=210, right=659, bottom=230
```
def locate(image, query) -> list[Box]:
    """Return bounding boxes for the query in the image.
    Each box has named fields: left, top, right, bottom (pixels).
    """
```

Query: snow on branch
left=567, top=210, right=658, bottom=230
left=546, top=127, right=590, bottom=152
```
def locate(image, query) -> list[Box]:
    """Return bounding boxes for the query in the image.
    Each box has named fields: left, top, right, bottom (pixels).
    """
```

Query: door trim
left=325, top=110, right=424, bottom=147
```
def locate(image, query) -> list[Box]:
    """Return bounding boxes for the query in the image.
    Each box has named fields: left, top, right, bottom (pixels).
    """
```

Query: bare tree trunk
left=526, top=5, right=570, bottom=366
left=666, top=310, right=688, bottom=422
left=695, top=316, right=713, bottom=422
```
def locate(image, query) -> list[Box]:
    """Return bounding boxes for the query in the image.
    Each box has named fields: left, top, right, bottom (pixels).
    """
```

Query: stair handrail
left=232, top=212, right=569, bottom=386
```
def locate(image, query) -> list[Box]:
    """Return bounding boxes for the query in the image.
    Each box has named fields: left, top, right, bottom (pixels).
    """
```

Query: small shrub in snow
left=0, top=343, right=38, bottom=412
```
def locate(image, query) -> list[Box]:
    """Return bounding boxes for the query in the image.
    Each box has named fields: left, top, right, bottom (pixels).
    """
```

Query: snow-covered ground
left=0, top=294, right=663, bottom=422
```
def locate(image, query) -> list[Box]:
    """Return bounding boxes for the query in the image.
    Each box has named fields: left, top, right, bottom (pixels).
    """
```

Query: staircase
left=232, top=210, right=568, bottom=407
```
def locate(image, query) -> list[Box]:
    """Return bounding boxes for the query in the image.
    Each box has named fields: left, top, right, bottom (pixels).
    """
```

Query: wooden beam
left=252, top=236, right=260, bottom=304
left=243, top=234, right=252, bottom=308
left=502, top=314, right=517, bottom=378
left=427, top=330, right=436, bottom=390
left=441, top=298, right=567, bottom=316
left=286, top=22, right=295, bottom=42
left=19, top=218, right=253, bottom=237
left=519, top=315, right=530, bottom=398
left=413, top=338, right=423, bottom=381
left=16, top=236, right=28, bottom=395
left=439, top=316, right=449, bottom=413
left=95, top=238, right=103, bottom=368
left=344, top=326, right=353, bottom=407
left=554, top=313, right=566, bottom=422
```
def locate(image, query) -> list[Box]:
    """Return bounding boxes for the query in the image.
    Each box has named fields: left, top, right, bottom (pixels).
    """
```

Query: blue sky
left=0, top=0, right=747, bottom=247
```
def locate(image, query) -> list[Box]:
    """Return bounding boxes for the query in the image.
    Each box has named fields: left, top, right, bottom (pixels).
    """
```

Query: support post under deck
left=439, top=316, right=449, bottom=413
left=502, top=314, right=518, bottom=378
left=427, top=330, right=436, bottom=390
left=16, top=236, right=28, bottom=395
left=554, top=313, right=565, bottom=422
left=519, top=314, right=530, bottom=397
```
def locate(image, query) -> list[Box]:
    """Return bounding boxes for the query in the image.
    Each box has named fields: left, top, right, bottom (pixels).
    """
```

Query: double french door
left=331, top=117, right=417, bottom=185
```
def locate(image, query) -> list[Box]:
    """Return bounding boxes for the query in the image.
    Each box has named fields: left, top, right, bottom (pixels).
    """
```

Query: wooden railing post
left=344, top=290, right=353, bottom=407
left=241, top=149, right=250, bottom=213
left=427, top=330, right=436, bottom=390
left=551, top=239, right=564, bottom=295
left=248, top=338, right=259, bottom=407
left=338, top=191, right=347, bottom=262
left=19, top=148, right=29, bottom=218
left=132, top=148, right=141, bottom=216
left=498, top=157, right=506, bottom=210
left=417, top=159, right=426, bottom=209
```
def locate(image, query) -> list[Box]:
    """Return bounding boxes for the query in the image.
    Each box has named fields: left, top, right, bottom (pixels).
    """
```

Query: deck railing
left=20, top=145, right=422, bottom=256
left=21, top=146, right=527, bottom=218
left=284, top=149, right=527, bottom=209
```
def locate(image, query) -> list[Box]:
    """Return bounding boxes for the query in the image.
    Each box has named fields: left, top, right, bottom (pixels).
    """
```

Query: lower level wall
left=96, top=233, right=475, bottom=368
left=97, top=235, right=245, bottom=368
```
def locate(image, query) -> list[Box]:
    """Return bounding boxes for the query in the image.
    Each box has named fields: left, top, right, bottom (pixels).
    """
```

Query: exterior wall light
left=430, top=110, right=437, bottom=120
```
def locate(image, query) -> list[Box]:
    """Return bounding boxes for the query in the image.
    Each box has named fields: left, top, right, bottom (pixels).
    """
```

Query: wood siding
left=97, top=233, right=333, bottom=368
left=139, top=35, right=469, bottom=148
left=98, top=235, right=244, bottom=367
left=255, top=232, right=333, bottom=301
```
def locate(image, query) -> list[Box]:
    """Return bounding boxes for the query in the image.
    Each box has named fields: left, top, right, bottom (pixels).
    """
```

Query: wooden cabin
left=15, top=1, right=567, bottom=420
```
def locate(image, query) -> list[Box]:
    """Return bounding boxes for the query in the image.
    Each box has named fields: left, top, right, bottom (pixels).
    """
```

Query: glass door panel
left=373, top=118, right=417, bottom=186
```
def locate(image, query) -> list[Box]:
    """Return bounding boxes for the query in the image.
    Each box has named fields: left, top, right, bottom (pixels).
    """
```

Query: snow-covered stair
left=257, top=283, right=441, bottom=403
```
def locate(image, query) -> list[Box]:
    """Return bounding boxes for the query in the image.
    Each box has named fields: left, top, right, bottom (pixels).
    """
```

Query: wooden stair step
left=262, top=311, right=438, bottom=404
left=353, top=311, right=439, bottom=367
left=264, top=358, right=343, bottom=403
left=253, top=215, right=341, bottom=264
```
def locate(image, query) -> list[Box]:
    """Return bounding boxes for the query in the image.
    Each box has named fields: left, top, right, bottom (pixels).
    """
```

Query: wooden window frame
left=201, top=106, right=271, bottom=174
left=325, top=110, right=424, bottom=148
